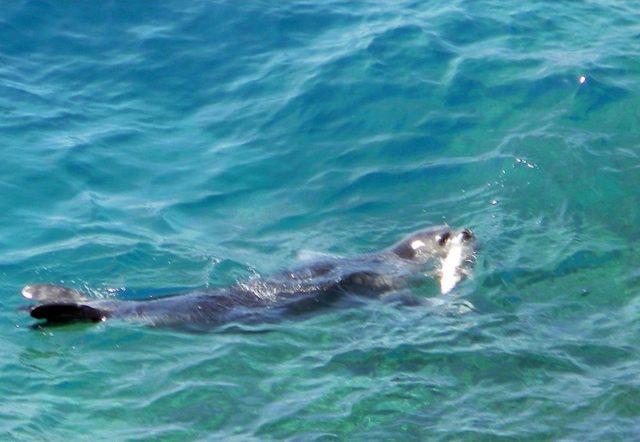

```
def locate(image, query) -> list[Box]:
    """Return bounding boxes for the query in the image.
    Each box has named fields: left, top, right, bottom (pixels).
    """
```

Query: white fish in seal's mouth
left=391, top=226, right=476, bottom=294
left=438, top=228, right=476, bottom=294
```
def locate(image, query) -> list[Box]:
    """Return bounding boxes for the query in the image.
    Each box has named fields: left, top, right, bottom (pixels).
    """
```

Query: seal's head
left=391, top=226, right=476, bottom=294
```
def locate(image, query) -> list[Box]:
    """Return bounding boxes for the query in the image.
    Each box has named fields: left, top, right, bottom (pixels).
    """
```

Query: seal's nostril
left=460, top=229, right=473, bottom=241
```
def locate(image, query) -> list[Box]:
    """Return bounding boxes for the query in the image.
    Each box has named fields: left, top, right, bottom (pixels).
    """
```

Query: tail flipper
left=30, top=303, right=109, bottom=323
left=22, top=284, right=88, bottom=303
left=22, top=284, right=109, bottom=324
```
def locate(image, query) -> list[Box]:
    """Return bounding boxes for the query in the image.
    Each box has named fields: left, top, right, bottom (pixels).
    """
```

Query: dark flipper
left=21, top=284, right=87, bottom=303
left=30, top=303, right=109, bottom=323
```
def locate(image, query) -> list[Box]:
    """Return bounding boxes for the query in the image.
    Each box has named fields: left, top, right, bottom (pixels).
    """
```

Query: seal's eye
left=436, top=231, right=450, bottom=247
left=460, top=229, right=473, bottom=241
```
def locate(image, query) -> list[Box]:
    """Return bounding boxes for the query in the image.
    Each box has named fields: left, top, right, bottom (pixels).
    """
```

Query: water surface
left=2, top=0, right=640, bottom=439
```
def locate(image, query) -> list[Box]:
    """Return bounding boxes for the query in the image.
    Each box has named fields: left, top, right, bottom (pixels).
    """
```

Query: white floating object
left=579, top=75, right=586, bottom=84
left=440, top=235, right=464, bottom=294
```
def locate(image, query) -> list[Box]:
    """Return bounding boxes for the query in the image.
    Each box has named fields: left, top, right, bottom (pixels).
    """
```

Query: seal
left=22, top=226, right=476, bottom=328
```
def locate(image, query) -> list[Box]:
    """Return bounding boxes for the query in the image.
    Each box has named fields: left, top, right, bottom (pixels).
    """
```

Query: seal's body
left=23, top=226, right=475, bottom=328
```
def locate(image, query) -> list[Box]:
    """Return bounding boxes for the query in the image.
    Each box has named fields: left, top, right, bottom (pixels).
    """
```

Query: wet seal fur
left=22, top=226, right=476, bottom=328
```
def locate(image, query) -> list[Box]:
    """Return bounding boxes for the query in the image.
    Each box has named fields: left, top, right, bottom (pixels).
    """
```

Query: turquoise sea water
left=2, top=0, right=640, bottom=439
